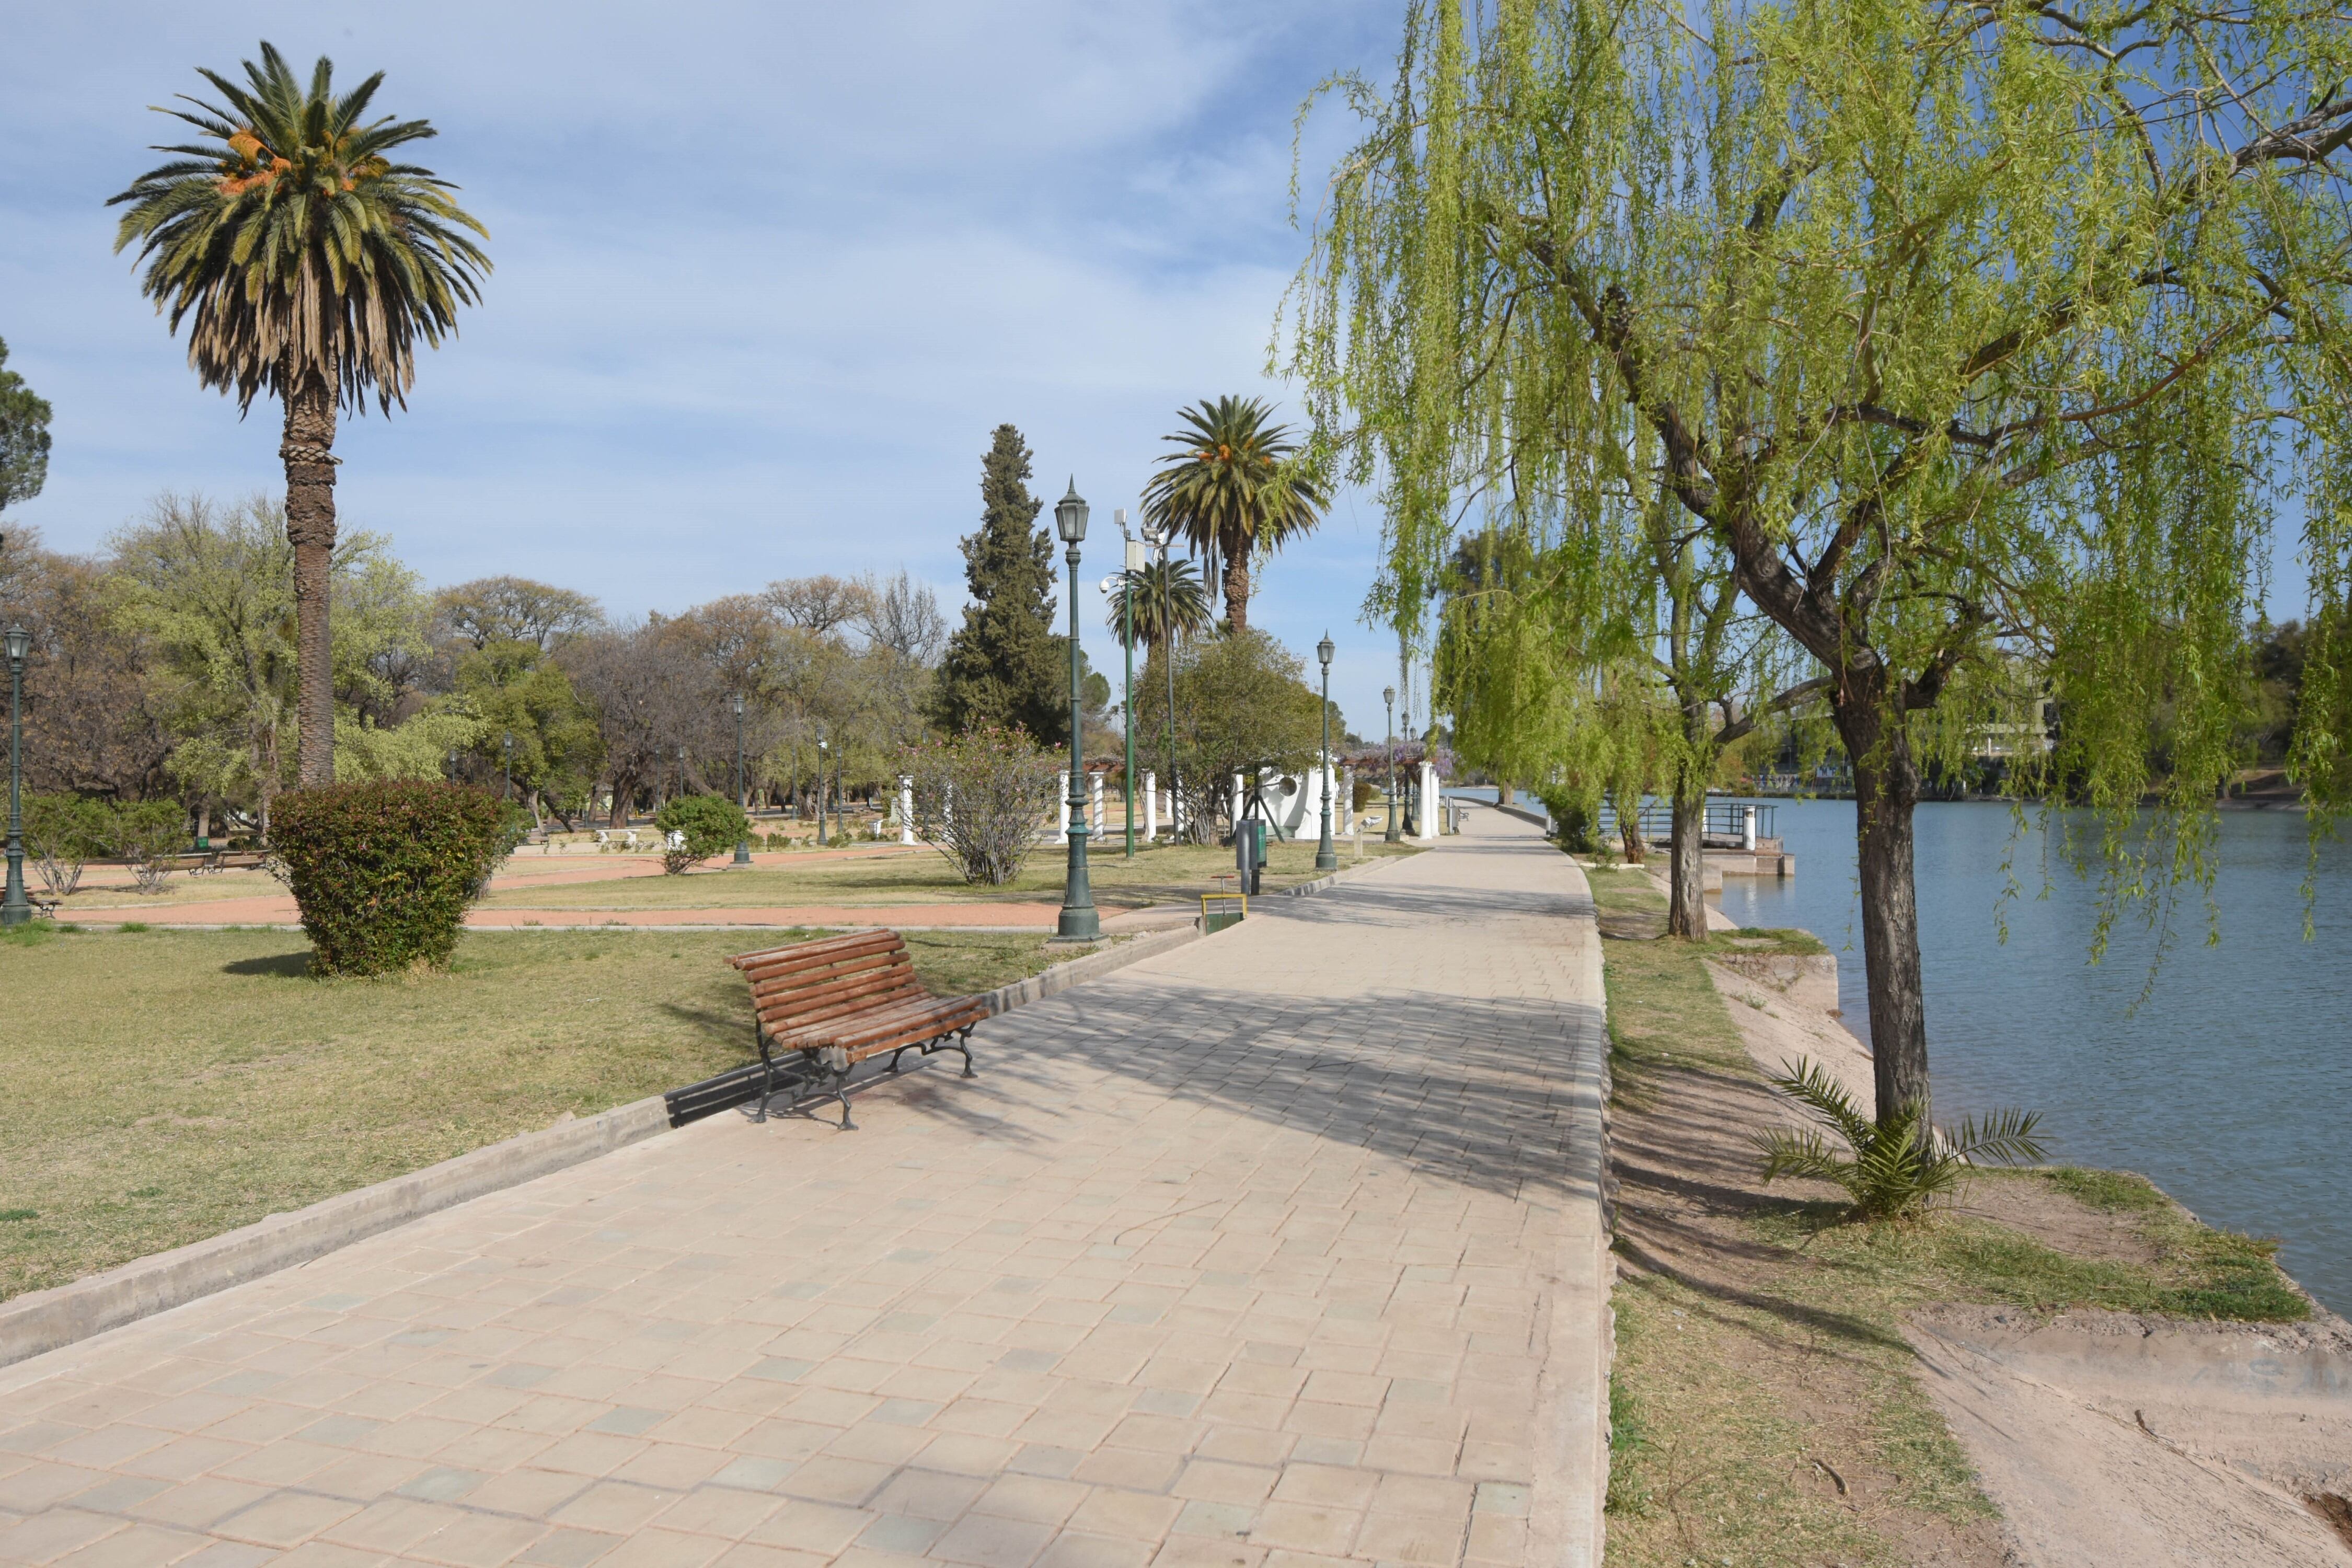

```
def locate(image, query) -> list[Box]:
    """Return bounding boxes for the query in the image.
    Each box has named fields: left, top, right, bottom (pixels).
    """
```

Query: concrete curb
left=1534, top=852, right=1616, bottom=1567
left=0, top=918, right=1213, bottom=1372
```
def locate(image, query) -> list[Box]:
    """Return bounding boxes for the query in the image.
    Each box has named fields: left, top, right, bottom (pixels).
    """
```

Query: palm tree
left=1106, top=557, right=1212, bottom=651
left=1140, top=396, right=1327, bottom=633
left=110, top=42, right=490, bottom=787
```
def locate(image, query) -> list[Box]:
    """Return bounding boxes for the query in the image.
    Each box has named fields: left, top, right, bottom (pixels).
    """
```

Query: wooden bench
left=727, top=928, right=989, bottom=1128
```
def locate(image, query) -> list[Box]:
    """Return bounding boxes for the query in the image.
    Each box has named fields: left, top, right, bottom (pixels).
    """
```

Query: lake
left=1455, top=787, right=2352, bottom=1311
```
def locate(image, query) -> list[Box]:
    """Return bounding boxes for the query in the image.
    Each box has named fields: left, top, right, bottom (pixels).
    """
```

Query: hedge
left=272, top=781, right=508, bottom=976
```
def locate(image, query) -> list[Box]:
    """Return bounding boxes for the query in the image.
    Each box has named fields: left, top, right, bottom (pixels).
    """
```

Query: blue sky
left=0, top=2, right=1435, bottom=737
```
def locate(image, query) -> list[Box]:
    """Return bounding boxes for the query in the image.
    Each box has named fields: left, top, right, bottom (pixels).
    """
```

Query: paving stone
left=0, top=814, right=1599, bottom=1566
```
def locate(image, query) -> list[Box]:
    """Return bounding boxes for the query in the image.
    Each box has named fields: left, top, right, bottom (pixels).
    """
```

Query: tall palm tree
left=1106, top=557, right=1212, bottom=651
left=110, top=42, right=490, bottom=787
left=1140, top=396, right=1327, bottom=633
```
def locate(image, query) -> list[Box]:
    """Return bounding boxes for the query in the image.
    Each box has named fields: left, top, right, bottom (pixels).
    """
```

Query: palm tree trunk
left=281, top=358, right=339, bottom=788
left=1221, top=537, right=1251, bottom=632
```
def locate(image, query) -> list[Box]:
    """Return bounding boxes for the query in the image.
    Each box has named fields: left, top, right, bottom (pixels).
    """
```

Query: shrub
left=1536, top=785, right=1600, bottom=854
left=110, top=801, right=190, bottom=895
left=653, top=794, right=750, bottom=874
left=22, top=794, right=114, bottom=897
left=1755, top=1058, right=2046, bottom=1223
left=901, top=726, right=1059, bottom=885
left=272, top=781, right=508, bottom=975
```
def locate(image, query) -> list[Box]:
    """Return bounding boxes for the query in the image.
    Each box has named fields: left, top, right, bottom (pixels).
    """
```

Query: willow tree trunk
left=1835, top=693, right=1932, bottom=1125
left=1221, top=537, right=1252, bottom=632
left=281, top=361, right=339, bottom=788
left=1666, top=767, right=1708, bottom=940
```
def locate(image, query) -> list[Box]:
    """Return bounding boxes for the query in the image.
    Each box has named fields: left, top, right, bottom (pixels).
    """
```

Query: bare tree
left=435, top=576, right=605, bottom=653
left=764, top=574, right=874, bottom=637
left=859, top=570, right=948, bottom=665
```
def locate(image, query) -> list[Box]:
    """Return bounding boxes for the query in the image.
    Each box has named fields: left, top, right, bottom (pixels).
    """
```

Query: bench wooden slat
left=726, top=927, right=984, bottom=1129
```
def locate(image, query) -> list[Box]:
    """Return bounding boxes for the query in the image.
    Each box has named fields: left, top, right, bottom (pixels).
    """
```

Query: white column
left=1172, top=777, right=1184, bottom=838
left=1416, top=760, right=1440, bottom=843
left=1742, top=804, right=1757, bottom=851
left=1058, top=773, right=1071, bottom=844
left=1232, top=773, right=1244, bottom=834
left=1091, top=771, right=1105, bottom=838
left=1340, top=765, right=1354, bottom=833
left=898, top=775, right=915, bottom=845
left=1144, top=772, right=1158, bottom=843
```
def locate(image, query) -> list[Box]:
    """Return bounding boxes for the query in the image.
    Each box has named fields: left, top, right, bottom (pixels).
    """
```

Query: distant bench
left=665, top=928, right=988, bottom=1131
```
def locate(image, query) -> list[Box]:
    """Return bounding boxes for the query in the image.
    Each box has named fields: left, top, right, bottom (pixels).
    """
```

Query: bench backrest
left=730, top=928, right=929, bottom=1036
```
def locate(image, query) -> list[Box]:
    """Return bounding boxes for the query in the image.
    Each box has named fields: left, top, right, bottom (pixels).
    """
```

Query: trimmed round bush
left=272, top=781, right=508, bottom=976
left=653, top=793, right=751, bottom=873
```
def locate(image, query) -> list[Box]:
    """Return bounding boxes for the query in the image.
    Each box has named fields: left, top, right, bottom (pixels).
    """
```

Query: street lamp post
left=1383, top=685, right=1401, bottom=844
left=1316, top=633, right=1338, bottom=871
left=1053, top=480, right=1099, bottom=942
left=3, top=625, right=31, bottom=928
left=501, top=731, right=514, bottom=803
left=815, top=733, right=828, bottom=843
left=732, top=693, right=753, bottom=866
left=1120, top=512, right=1140, bottom=858
left=1143, top=520, right=1176, bottom=842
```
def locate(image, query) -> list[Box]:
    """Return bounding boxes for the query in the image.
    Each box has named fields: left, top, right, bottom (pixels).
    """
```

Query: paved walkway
left=0, top=811, right=1606, bottom=1567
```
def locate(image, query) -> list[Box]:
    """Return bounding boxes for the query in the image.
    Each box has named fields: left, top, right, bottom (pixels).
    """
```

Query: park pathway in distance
left=0, top=809, right=1609, bottom=1567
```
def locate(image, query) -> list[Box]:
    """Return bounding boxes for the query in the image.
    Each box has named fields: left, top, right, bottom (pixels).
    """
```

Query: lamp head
left=1054, top=479, right=1089, bottom=544
left=1383, top=685, right=1395, bottom=709
left=732, top=691, right=745, bottom=717
left=1317, top=632, right=1334, bottom=669
left=3, top=624, right=28, bottom=663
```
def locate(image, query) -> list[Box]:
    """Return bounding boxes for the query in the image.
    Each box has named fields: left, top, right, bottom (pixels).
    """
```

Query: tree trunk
left=1666, top=770, right=1708, bottom=940
left=281, top=361, right=339, bottom=789
left=1612, top=787, right=1646, bottom=863
left=1221, top=538, right=1251, bottom=632
left=1837, top=695, right=1932, bottom=1125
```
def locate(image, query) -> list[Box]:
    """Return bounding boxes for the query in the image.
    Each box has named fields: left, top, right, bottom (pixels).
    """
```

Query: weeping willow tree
left=1290, top=0, right=2352, bottom=1127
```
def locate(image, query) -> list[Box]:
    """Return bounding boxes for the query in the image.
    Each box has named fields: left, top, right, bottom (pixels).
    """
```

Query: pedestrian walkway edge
left=1535, top=860, right=1616, bottom=1567
left=0, top=920, right=1211, bottom=1373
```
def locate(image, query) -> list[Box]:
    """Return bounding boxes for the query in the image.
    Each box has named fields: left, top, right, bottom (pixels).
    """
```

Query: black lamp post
left=3, top=624, right=31, bottom=928
left=1053, top=479, right=1098, bottom=941
left=1316, top=632, right=1338, bottom=871
left=1383, top=685, right=1401, bottom=845
left=501, top=731, right=514, bottom=802
left=731, top=693, right=753, bottom=865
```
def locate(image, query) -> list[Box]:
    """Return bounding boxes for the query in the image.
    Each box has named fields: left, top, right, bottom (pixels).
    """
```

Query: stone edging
left=1534, top=858, right=1616, bottom=1566
left=0, top=919, right=1212, bottom=1372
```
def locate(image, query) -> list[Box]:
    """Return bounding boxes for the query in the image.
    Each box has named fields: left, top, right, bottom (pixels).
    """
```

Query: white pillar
left=1143, top=772, right=1157, bottom=843
left=1091, top=771, right=1105, bottom=839
left=1232, top=773, right=1245, bottom=834
left=1058, top=773, right=1071, bottom=844
left=1340, top=766, right=1354, bottom=833
left=898, top=775, right=915, bottom=845
left=1742, top=804, right=1757, bottom=851
left=1171, top=777, right=1184, bottom=838
left=1416, top=760, right=1440, bottom=843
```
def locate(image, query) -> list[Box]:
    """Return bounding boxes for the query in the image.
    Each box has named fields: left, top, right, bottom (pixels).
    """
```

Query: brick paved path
left=0, top=811, right=1605, bottom=1568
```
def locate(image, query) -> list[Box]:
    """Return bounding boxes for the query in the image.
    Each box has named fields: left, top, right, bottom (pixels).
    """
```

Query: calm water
left=1451, top=786, right=2352, bottom=1308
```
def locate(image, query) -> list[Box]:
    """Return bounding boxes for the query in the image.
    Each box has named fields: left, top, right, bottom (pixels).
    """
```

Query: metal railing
left=1595, top=798, right=1777, bottom=847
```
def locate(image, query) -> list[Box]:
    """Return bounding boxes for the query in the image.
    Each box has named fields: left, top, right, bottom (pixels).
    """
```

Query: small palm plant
left=1107, top=557, right=1212, bottom=651
left=1755, top=1058, right=2046, bottom=1222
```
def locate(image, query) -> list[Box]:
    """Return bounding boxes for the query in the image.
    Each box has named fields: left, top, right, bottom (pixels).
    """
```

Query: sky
left=0, top=1, right=1437, bottom=740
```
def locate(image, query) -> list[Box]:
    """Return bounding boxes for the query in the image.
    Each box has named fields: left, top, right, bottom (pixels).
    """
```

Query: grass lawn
left=1581, top=861, right=2307, bottom=1566
left=474, top=835, right=1417, bottom=912
left=0, top=922, right=1064, bottom=1304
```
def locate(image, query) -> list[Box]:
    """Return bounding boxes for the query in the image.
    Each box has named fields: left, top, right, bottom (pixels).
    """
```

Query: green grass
left=475, top=836, right=1415, bottom=913
left=0, top=925, right=1064, bottom=1302
left=1591, top=859, right=2307, bottom=1566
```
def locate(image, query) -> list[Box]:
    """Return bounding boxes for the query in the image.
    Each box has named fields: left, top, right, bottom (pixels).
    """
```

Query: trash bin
left=1236, top=818, right=1266, bottom=895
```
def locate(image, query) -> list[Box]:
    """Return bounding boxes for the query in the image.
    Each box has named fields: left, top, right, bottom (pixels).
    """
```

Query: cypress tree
left=930, top=424, right=1067, bottom=743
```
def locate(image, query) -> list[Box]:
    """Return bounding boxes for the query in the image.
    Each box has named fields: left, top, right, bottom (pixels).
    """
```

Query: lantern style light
left=1055, top=479, right=1089, bottom=545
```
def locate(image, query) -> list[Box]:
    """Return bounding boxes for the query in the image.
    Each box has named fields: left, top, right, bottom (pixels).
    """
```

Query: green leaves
left=0, top=337, right=52, bottom=514
left=1755, top=1056, right=2047, bottom=1223
left=271, top=780, right=507, bottom=975
left=107, top=40, right=490, bottom=413
left=652, top=794, right=750, bottom=875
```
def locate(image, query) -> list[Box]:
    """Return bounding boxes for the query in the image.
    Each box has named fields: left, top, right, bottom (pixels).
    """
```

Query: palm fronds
left=107, top=40, right=490, bottom=412
left=1755, top=1057, right=2046, bottom=1222
left=1107, top=557, right=1213, bottom=650
left=1138, top=396, right=1328, bottom=629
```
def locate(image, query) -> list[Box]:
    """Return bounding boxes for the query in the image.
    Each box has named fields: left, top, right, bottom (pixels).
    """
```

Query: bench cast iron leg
left=955, top=1024, right=977, bottom=1078
left=829, top=1065, right=855, bottom=1131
